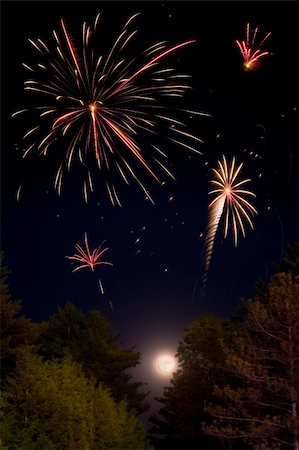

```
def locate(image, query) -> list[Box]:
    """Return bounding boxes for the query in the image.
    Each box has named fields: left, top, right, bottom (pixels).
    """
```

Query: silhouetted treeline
left=150, top=243, right=299, bottom=450
left=1, top=243, right=298, bottom=449
left=0, top=255, right=150, bottom=449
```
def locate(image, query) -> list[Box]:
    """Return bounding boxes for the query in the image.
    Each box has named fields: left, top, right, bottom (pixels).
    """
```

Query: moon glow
left=156, top=354, right=176, bottom=375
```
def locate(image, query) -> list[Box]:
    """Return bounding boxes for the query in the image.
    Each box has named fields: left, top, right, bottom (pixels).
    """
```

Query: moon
left=156, top=354, right=176, bottom=375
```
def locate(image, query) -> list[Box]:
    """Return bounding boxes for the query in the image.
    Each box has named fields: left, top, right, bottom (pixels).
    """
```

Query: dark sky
left=1, top=0, right=298, bottom=418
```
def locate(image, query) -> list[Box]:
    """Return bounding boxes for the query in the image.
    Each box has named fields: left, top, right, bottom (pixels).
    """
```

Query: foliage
left=254, top=241, right=299, bottom=301
left=237, top=241, right=299, bottom=319
left=150, top=316, right=240, bottom=449
left=276, top=241, right=299, bottom=275
left=205, top=273, right=299, bottom=450
left=38, top=302, right=149, bottom=414
left=151, top=252, right=299, bottom=449
left=1, top=349, right=149, bottom=449
left=0, top=254, right=38, bottom=382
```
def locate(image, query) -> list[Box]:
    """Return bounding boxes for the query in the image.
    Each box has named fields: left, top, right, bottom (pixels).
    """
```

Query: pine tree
left=39, top=302, right=149, bottom=414
left=277, top=242, right=299, bottom=275
left=0, top=254, right=38, bottom=382
left=1, top=349, right=149, bottom=449
left=205, top=273, right=299, bottom=450
left=150, top=316, right=238, bottom=449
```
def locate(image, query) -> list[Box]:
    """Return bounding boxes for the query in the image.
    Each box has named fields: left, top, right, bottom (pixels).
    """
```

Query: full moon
left=156, top=354, right=176, bottom=375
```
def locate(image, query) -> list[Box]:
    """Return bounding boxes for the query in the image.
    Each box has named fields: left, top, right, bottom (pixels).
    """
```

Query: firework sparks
left=203, top=155, right=257, bottom=286
left=16, top=183, right=22, bottom=202
left=98, top=278, right=104, bottom=295
left=236, top=23, right=271, bottom=70
left=14, top=13, right=206, bottom=205
left=66, top=232, right=112, bottom=272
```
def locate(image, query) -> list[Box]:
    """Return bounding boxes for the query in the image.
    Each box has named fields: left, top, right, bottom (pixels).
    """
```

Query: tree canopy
left=1, top=350, right=149, bottom=449
left=150, top=316, right=238, bottom=449
left=38, top=302, right=149, bottom=414
left=0, top=255, right=38, bottom=382
left=204, top=272, right=299, bottom=450
left=151, top=244, right=299, bottom=449
left=2, top=245, right=298, bottom=449
left=0, top=256, right=149, bottom=449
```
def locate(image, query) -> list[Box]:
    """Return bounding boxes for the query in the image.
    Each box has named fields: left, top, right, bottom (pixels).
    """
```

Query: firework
left=203, top=155, right=257, bottom=285
left=66, top=232, right=112, bottom=272
left=236, top=23, right=271, bottom=70
left=98, top=278, right=104, bottom=295
left=13, top=13, right=206, bottom=205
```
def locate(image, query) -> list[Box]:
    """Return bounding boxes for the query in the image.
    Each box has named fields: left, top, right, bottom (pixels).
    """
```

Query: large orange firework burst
left=236, top=23, right=271, bottom=70
left=203, top=155, right=257, bottom=285
left=13, top=13, right=206, bottom=205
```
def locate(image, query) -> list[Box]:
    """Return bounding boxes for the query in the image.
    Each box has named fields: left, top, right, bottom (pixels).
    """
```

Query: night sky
left=1, top=0, right=298, bottom=419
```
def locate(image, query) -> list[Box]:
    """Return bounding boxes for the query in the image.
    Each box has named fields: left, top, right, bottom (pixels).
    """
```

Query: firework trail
left=16, top=183, right=22, bottom=202
left=203, top=195, right=226, bottom=288
left=236, top=23, right=271, bottom=70
left=98, top=278, right=104, bottom=295
left=203, top=155, right=257, bottom=287
left=66, top=232, right=112, bottom=272
left=108, top=300, right=114, bottom=311
left=13, top=13, right=206, bottom=204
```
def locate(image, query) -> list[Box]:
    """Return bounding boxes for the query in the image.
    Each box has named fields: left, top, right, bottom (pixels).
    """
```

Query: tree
left=205, top=273, right=299, bottom=450
left=254, top=242, right=299, bottom=301
left=1, top=349, right=149, bottom=449
left=150, top=316, right=239, bottom=449
left=0, top=255, right=38, bottom=382
left=38, top=302, right=149, bottom=414
left=276, top=242, right=299, bottom=275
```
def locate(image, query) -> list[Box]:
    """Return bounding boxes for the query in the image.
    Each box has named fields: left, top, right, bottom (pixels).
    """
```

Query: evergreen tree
left=205, top=273, right=299, bottom=450
left=254, top=242, right=299, bottom=301
left=39, top=302, right=149, bottom=414
left=1, top=349, right=149, bottom=449
left=150, top=316, right=239, bottom=449
left=276, top=242, right=299, bottom=275
left=0, top=254, right=38, bottom=382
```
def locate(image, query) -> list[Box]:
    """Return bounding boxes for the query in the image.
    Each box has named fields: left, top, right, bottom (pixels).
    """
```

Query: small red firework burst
left=66, top=232, right=112, bottom=272
left=236, top=23, right=271, bottom=70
